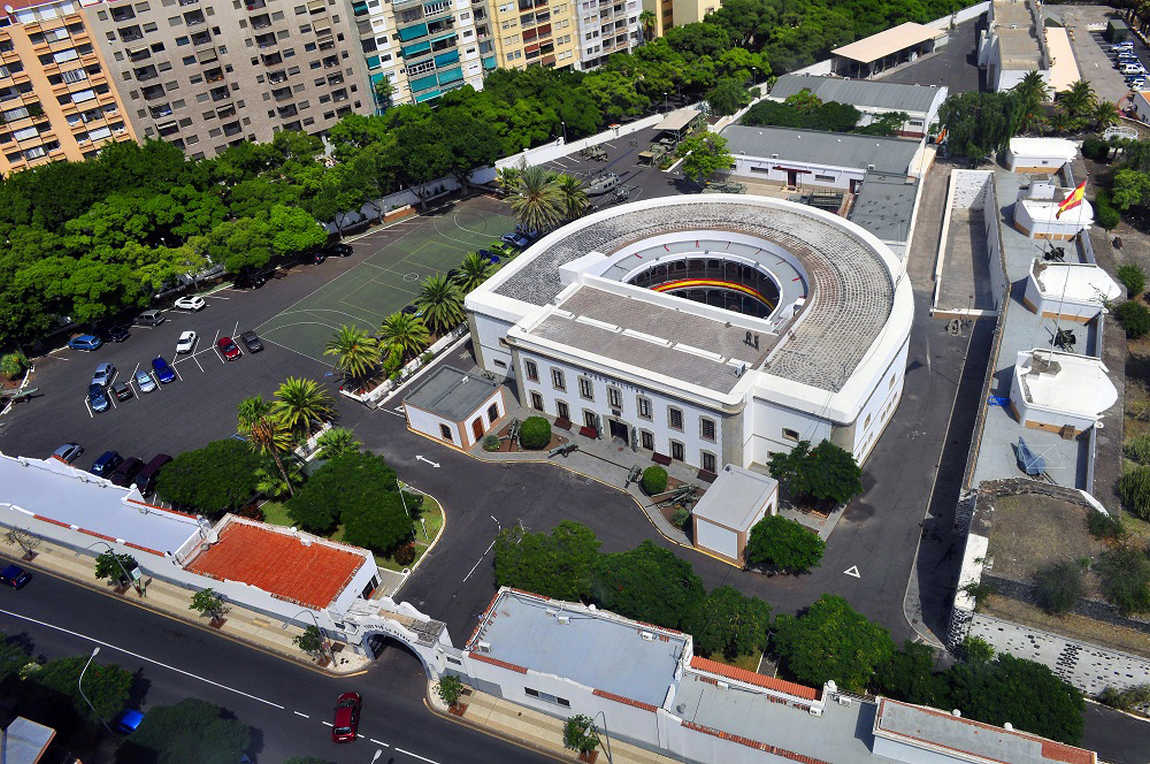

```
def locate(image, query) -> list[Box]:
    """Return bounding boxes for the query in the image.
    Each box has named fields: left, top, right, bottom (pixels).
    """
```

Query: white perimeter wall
left=515, top=349, right=729, bottom=469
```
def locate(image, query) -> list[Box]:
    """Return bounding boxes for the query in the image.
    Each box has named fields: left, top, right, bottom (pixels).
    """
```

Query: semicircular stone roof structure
left=494, top=198, right=898, bottom=393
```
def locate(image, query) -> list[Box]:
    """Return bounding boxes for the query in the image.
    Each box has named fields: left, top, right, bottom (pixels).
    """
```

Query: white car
left=174, top=295, right=206, bottom=311
left=176, top=330, right=197, bottom=354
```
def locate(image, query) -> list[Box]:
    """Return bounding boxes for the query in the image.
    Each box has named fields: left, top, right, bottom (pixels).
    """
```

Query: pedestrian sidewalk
left=427, top=680, right=677, bottom=763
left=470, top=405, right=706, bottom=548
left=6, top=536, right=371, bottom=675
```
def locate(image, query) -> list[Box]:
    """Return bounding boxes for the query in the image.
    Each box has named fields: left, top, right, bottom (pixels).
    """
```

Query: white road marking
left=396, top=747, right=440, bottom=764
left=322, top=721, right=334, bottom=727
left=461, top=537, right=498, bottom=583
left=0, top=608, right=286, bottom=709
left=843, top=565, right=861, bottom=579
left=293, top=711, right=310, bottom=718
left=370, top=738, right=389, bottom=746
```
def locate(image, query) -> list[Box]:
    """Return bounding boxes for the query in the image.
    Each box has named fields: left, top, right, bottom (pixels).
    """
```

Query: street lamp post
left=294, top=608, right=336, bottom=664
left=88, top=540, right=143, bottom=595
left=592, top=711, right=613, bottom=764
left=561, top=120, right=567, bottom=143
left=663, top=91, right=669, bottom=112
left=78, top=647, right=115, bottom=736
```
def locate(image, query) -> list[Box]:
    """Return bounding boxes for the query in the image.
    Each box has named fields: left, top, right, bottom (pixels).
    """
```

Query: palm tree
left=1093, top=100, right=1120, bottom=131
left=378, top=311, right=430, bottom=360
left=237, top=394, right=274, bottom=435
left=1012, top=70, right=1049, bottom=132
left=554, top=173, right=589, bottom=221
left=323, top=324, right=380, bottom=382
left=639, top=8, right=656, bottom=41
left=416, top=273, right=465, bottom=335
left=508, top=164, right=563, bottom=232
left=316, top=427, right=361, bottom=460
left=1058, top=80, right=1097, bottom=124
left=273, top=377, right=334, bottom=435
left=495, top=166, right=522, bottom=195
left=456, top=251, right=495, bottom=293
left=243, top=404, right=294, bottom=496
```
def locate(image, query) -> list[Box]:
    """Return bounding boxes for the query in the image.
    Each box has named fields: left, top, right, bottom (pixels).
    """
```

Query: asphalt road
left=0, top=558, right=547, bottom=764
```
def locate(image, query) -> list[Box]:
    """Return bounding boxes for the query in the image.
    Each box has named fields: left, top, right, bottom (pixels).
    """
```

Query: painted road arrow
left=415, top=455, right=441, bottom=468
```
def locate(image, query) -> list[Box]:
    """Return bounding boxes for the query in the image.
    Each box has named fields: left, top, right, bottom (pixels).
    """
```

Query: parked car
left=113, top=381, right=134, bottom=401
left=68, top=334, right=104, bottom=351
left=1129, top=78, right=1147, bottom=90
left=91, top=362, right=117, bottom=388
left=136, top=309, right=166, bottom=327
left=217, top=336, right=241, bottom=360
left=88, top=383, right=110, bottom=413
left=176, top=330, right=198, bottom=354
left=52, top=443, right=84, bottom=463
left=174, top=295, right=206, bottom=311
left=324, top=242, right=353, bottom=257
left=134, top=368, right=157, bottom=393
left=240, top=330, right=263, bottom=353
left=133, top=453, right=172, bottom=494
left=90, top=450, right=123, bottom=477
left=110, top=457, right=144, bottom=487
left=114, top=709, right=145, bottom=734
left=101, top=325, right=131, bottom=343
left=331, top=692, right=362, bottom=743
left=500, top=231, right=531, bottom=248
left=0, top=564, right=30, bottom=589
left=1121, top=63, right=1146, bottom=75
left=151, top=356, right=176, bottom=384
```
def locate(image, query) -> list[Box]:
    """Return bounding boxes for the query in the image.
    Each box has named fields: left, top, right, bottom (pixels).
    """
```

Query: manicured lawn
left=257, top=494, right=445, bottom=573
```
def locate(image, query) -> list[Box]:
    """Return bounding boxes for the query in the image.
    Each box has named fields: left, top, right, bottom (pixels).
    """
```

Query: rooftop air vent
left=477, top=641, right=492, bottom=652
left=640, top=631, right=654, bottom=641
left=556, top=615, right=570, bottom=625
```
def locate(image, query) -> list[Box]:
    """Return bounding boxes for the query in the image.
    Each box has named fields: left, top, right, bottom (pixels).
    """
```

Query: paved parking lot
left=1055, top=6, right=1148, bottom=107
left=879, top=18, right=983, bottom=93
left=541, top=126, right=690, bottom=207
left=258, top=196, right=515, bottom=362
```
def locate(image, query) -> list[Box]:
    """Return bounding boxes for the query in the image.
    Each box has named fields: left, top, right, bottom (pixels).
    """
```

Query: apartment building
left=0, top=0, right=135, bottom=174
left=353, top=0, right=488, bottom=107
left=488, top=0, right=577, bottom=69
left=640, top=0, right=717, bottom=38
left=83, top=0, right=371, bottom=157
left=573, top=0, right=639, bottom=69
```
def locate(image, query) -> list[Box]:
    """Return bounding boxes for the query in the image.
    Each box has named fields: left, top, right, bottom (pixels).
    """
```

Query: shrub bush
left=1087, top=509, right=1126, bottom=540
left=1118, top=264, right=1147, bottom=298
left=0, top=351, right=28, bottom=380
left=670, top=507, right=691, bottom=528
left=1095, top=546, right=1150, bottom=615
left=1124, top=434, right=1150, bottom=465
left=1116, top=300, right=1150, bottom=339
left=482, top=434, right=501, bottom=451
left=1081, top=136, right=1109, bottom=161
left=1034, top=560, right=1083, bottom=614
left=393, top=541, right=416, bottom=566
left=745, top=515, right=825, bottom=573
left=1095, top=190, right=1121, bottom=230
left=519, top=416, right=551, bottom=450
left=641, top=466, right=668, bottom=495
left=1119, top=466, right=1150, bottom=520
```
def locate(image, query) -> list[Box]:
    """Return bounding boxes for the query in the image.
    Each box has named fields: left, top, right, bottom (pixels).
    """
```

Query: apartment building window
left=550, top=368, right=565, bottom=391
left=439, top=424, right=453, bottom=441
left=530, top=391, right=543, bottom=411
left=607, top=386, right=621, bottom=409
left=578, top=376, right=593, bottom=401
left=556, top=400, right=569, bottom=421
left=667, top=406, right=682, bottom=431
left=524, top=688, right=570, bottom=707
left=700, top=450, right=716, bottom=473
left=670, top=440, right=684, bottom=461
left=636, top=395, right=651, bottom=420
left=524, top=359, right=538, bottom=382
left=640, top=430, right=654, bottom=450
left=699, top=416, right=715, bottom=442
left=782, top=428, right=799, bottom=441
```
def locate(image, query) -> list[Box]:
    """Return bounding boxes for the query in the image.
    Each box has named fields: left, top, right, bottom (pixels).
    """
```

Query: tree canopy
left=155, top=439, right=263, bottom=517
left=771, top=594, right=894, bottom=692
left=119, top=698, right=252, bottom=764
left=767, top=439, right=863, bottom=507
left=494, top=521, right=601, bottom=602
left=745, top=515, right=825, bottom=573
left=591, top=541, right=706, bottom=630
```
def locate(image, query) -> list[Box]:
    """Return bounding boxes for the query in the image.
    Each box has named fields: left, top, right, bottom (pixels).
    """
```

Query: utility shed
left=691, top=464, right=778, bottom=563
left=404, top=365, right=508, bottom=449
left=2, top=717, right=55, bottom=764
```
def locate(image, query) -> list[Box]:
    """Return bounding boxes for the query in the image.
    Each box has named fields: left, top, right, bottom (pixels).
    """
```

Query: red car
left=217, top=336, right=242, bottom=360
left=331, top=691, right=361, bottom=743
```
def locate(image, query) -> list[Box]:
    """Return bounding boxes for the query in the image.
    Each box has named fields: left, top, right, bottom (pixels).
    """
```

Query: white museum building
left=464, top=195, right=914, bottom=472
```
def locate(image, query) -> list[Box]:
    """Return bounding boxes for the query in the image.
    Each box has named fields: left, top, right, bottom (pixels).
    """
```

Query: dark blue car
left=151, top=356, right=176, bottom=383
left=114, top=709, right=144, bottom=734
left=0, top=564, right=30, bottom=589
left=68, top=334, right=103, bottom=351
left=90, top=450, right=123, bottom=477
left=88, top=383, right=110, bottom=413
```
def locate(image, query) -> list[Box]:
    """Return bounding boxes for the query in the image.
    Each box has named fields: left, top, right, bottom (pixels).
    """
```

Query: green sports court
left=258, top=197, right=516, bottom=363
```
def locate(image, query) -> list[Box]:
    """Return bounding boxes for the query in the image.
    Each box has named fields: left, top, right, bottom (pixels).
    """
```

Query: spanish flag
left=1056, top=180, right=1087, bottom=219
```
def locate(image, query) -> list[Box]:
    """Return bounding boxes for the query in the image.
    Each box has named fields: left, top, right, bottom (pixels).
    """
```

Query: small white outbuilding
left=691, top=464, right=778, bottom=564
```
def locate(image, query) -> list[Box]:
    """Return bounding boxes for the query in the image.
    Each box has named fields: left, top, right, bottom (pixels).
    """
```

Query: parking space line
left=83, top=396, right=93, bottom=419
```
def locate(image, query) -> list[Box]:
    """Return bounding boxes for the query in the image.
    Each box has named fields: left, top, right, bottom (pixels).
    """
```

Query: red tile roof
left=592, top=688, right=658, bottom=713
left=185, top=522, right=365, bottom=610
left=689, top=656, right=819, bottom=701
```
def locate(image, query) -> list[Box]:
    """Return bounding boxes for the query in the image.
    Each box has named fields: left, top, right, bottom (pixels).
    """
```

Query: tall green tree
left=1011, top=70, right=1050, bottom=132
left=677, top=133, right=734, bottom=186
left=772, top=594, right=894, bottom=692
left=508, top=164, right=564, bottom=232
left=33, top=655, right=134, bottom=724
left=456, top=251, right=495, bottom=293
left=273, top=377, right=334, bottom=435
left=494, top=521, right=602, bottom=602
left=379, top=311, right=431, bottom=359
left=156, top=439, right=263, bottom=515
left=120, top=698, right=252, bottom=764
left=323, top=324, right=380, bottom=382
left=591, top=540, right=705, bottom=630
left=683, top=586, right=771, bottom=659
left=553, top=173, right=589, bottom=221
left=237, top=396, right=296, bottom=498
left=938, top=91, right=1022, bottom=161
left=416, top=273, right=465, bottom=334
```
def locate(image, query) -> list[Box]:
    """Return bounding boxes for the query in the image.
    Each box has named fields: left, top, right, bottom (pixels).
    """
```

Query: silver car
left=134, top=368, right=157, bottom=393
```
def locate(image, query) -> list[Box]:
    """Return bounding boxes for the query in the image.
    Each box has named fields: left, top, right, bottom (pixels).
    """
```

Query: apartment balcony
left=271, top=86, right=292, bottom=101
left=157, top=121, right=180, bottom=137
left=183, top=10, right=207, bottom=26
left=149, top=104, right=173, bottom=118
left=260, top=52, right=283, bottom=66
left=119, top=29, right=145, bottom=43
left=255, top=33, right=277, bottom=49
left=110, top=7, right=136, bottom=23
left=222, top=120, right=242, bottom=136
left=267, top=70, right=289, bottom=84
left=191, top=30, right=213, bottom=46
left=245, top=0, right=267, bottom=9
left=205, top=69, right=225, bottom=83
left=141, top=84, right=166, bottom=100
left=251, top=14, right=272, bottom=29
left=321, top=55, right=339, bottom=68
left=134, top=65, right=159, bottom=81
left=277, top=103, right=298, bottom=118
left=209, top=86, right=231, bottom=102
left=127, top=47, right=151, bottom=62
left=307, top=0, right=326, bottom=13
left=216, top=103, right=236, bottom=118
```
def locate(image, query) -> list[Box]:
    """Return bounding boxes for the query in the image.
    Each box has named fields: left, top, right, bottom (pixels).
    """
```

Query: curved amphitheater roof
left=492, top=196, right=903, bottom=393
